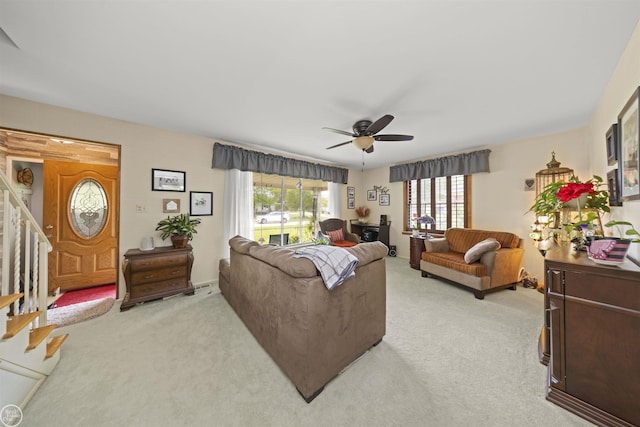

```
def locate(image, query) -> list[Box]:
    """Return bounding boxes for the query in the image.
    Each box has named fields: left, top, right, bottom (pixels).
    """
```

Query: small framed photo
left=162, top=198, right=180, bottom=213
left=379, top=194, right=390, bottom=206
left=367, top=189, right=377, bottom=201
left=618, top=86, right=640, bottom=201
left=347, top=198, right=355, bottom=209
left=347, top=186, right=355, bottom=198
left=190, top=191, right=213, bottom=216
left=607, top=169, right=622, bottom=207
left=152, top=169, right=185, bottom=192
left=606, top=123, right=618, bottom=166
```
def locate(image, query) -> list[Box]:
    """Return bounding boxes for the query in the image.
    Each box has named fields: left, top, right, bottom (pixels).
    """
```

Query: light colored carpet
left=21, top=257, right=590, bottom=426
left=47, top=298, right=115, bottom=327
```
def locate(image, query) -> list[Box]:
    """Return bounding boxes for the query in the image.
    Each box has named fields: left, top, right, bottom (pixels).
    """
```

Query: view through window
left=405, top=175, right=470, bottom=233
left=253, top=173, right=330, bottom=245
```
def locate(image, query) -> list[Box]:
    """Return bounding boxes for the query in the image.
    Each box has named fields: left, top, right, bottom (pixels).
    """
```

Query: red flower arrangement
left=555, top=182, right=596, bottom=203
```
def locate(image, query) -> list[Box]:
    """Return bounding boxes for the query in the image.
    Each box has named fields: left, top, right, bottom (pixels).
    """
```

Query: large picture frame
left=190, top=191, right=213, bottom=216
left=152, top=168, right=186, bottom=192
left=618, top=86, right=640, bottom=201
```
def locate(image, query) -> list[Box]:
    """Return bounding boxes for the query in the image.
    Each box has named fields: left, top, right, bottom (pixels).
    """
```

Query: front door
left=43, top=160, right=118, bottom=292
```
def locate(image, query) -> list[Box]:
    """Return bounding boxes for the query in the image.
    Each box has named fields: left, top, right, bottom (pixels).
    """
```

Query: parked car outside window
left=256, top=211, right=290, bottom=224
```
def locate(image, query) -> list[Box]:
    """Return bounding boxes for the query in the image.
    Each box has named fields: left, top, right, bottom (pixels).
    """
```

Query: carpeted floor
left=21, top=257, right=591, bottom=426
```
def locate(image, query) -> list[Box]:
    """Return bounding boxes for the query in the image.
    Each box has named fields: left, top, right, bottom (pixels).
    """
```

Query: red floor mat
left=54, top=284, right=116, bottom=308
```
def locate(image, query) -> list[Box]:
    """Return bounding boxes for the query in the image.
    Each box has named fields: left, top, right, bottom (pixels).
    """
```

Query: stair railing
left=0, top=169, right=52, bottom=325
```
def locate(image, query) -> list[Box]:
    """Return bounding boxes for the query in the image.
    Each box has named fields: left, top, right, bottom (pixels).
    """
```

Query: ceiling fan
left=323, top=114, right=413, bottom=153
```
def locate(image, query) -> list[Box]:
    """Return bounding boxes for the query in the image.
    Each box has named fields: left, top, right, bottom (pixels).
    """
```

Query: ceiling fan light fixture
left=353, top=136, right=374, bottom=150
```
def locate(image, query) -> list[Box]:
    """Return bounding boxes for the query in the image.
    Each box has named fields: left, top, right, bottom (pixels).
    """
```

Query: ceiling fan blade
left=365, top=114, right=394, bottom=135
left=374, top=134, right=414, bottom=141
left=365, top=145, right=374, bottom=154
left=326, top=140, right=353, bottom=150
left=322, top=127, right=355, bottom=137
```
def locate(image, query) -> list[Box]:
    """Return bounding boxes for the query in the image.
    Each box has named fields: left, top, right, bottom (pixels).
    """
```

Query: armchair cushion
left=325, top=229, right=344, bottom=242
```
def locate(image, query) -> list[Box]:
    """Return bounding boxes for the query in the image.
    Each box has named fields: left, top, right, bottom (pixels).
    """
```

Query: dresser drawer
left=129, top=253, right=188, bottom=271
left=130, top=265, right=187, bottom=285
left=130, top=278, right=188, bottom=299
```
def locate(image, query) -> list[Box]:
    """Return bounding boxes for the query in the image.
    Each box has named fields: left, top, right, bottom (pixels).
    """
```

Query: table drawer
left=129, top=253, right=188, bottom=271
left=131, top=265, right=187, bottom=285
left=130, top=278, right=188, bottom=299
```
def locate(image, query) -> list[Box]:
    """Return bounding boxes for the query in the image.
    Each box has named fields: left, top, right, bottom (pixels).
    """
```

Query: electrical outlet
left=136, top=204, right=146, bottom=213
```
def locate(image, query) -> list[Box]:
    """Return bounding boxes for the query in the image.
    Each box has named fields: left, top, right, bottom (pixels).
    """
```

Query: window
left=253, top=173, right=330, bottom=245
left=404, top=175, right=470, bottom=233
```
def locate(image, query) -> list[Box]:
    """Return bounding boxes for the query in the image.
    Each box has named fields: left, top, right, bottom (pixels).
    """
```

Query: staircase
left=1, top=169, right=68, bottom=409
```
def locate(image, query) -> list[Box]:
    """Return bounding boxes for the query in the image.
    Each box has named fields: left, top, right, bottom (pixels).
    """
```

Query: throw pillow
left=326, top=229, right=344, bottom=243
left=464, top=238, right=501, bottom=264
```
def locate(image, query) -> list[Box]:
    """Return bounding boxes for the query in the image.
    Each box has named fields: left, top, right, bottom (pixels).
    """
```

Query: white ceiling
left=1, top=1, right=639, bottom=170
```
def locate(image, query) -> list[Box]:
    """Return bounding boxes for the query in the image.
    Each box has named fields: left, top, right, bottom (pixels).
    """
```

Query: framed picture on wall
left=190, top=191, right=213, bottom=216
left=367, top=189, right=377, bottom=201
left=618, top=86, right=640, bottom=201
left=379, top=194, right=390, bottom=206
left=347, top=198, right=355, bottom=209
left=347, top=186, right=355, bottom=198
left=152, top=169, right=186, bottom=192
left=606, top=123, right=618, bottom=166
left=607, top=169, right=622, bottom=207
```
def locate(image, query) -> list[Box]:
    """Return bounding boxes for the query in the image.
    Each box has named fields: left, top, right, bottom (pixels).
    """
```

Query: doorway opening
left=1, top=128, right=121, bottom=304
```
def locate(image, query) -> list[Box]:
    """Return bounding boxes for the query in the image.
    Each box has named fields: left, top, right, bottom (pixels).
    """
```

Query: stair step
left=27, top=324, right=57, bottom=351
left=0, top=293, right=24, bottom=310
left=3, top=311, right=41, bottom=339
left=45, top=334, right=68, bottom=359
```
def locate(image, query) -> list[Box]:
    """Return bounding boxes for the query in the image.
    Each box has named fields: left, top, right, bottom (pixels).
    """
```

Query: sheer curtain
left=222, top=169, right=254, bottom=257
left=328, top=181, right=342, bottom=219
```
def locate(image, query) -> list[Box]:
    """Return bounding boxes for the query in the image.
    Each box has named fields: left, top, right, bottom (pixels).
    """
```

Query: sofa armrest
left=480, top=247, right=524, bottom=287
left=424, top=237, right=449, bottom=253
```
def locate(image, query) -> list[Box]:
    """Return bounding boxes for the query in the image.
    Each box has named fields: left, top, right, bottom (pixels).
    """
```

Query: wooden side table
left=121, top=245, right=194, bottom=311
left=409, top=235, right=427, bottom=270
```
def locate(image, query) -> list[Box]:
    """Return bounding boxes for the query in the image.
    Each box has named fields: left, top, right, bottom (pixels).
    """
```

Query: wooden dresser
left=121, top=245, right=194, bottom=311
left=543, top=248, right=640, bottom=427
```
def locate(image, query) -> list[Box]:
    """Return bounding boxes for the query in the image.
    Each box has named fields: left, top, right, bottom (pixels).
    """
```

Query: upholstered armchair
left=318, top=218, right=359, bottom=247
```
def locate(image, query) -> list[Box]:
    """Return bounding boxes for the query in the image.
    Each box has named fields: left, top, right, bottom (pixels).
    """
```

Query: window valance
left=389, top=149, right=491, bottom=182
left=212, top=143, right=349, bottom=184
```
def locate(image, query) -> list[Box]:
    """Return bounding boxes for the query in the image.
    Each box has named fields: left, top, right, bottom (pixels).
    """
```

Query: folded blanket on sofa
left=293, top=246, right=359, bottom=290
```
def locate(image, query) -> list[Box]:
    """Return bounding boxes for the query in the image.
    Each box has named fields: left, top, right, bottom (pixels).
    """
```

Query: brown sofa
left=218, top=236, right=388, bottom=402
left=420, top=228, right=524, bottom=299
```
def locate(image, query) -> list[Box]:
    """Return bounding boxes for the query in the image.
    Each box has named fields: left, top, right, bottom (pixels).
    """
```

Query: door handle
left=45, top=225, right=54, bottom=229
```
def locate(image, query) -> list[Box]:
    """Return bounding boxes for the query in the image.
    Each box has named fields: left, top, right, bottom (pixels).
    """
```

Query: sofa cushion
left=248, top=244, right=318, bottom=278
left=229, top=235, right=260, bottom=254
left=445, top=228, right=520, bottom=253
left=345, top=241, right=389, bottom=266
left=464, top=238, right=501, bottom=264
left=423, top=251, right=488, bottom=277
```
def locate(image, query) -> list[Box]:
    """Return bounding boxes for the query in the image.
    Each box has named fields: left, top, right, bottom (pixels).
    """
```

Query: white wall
left=1, top=19, right=637, bottom=294
left=0, top=95, right=225, bottom=296
left=587, top=19, right=640, bottom=263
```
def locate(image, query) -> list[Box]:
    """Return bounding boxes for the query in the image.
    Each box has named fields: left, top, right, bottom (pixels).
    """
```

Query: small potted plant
left=604, top=220, right=640, bottom=243
left=155, top=213, right=201, bottom=248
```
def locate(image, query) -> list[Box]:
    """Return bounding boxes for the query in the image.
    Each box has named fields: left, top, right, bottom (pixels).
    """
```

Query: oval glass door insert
left=69, top=178, right=108, bottom=238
